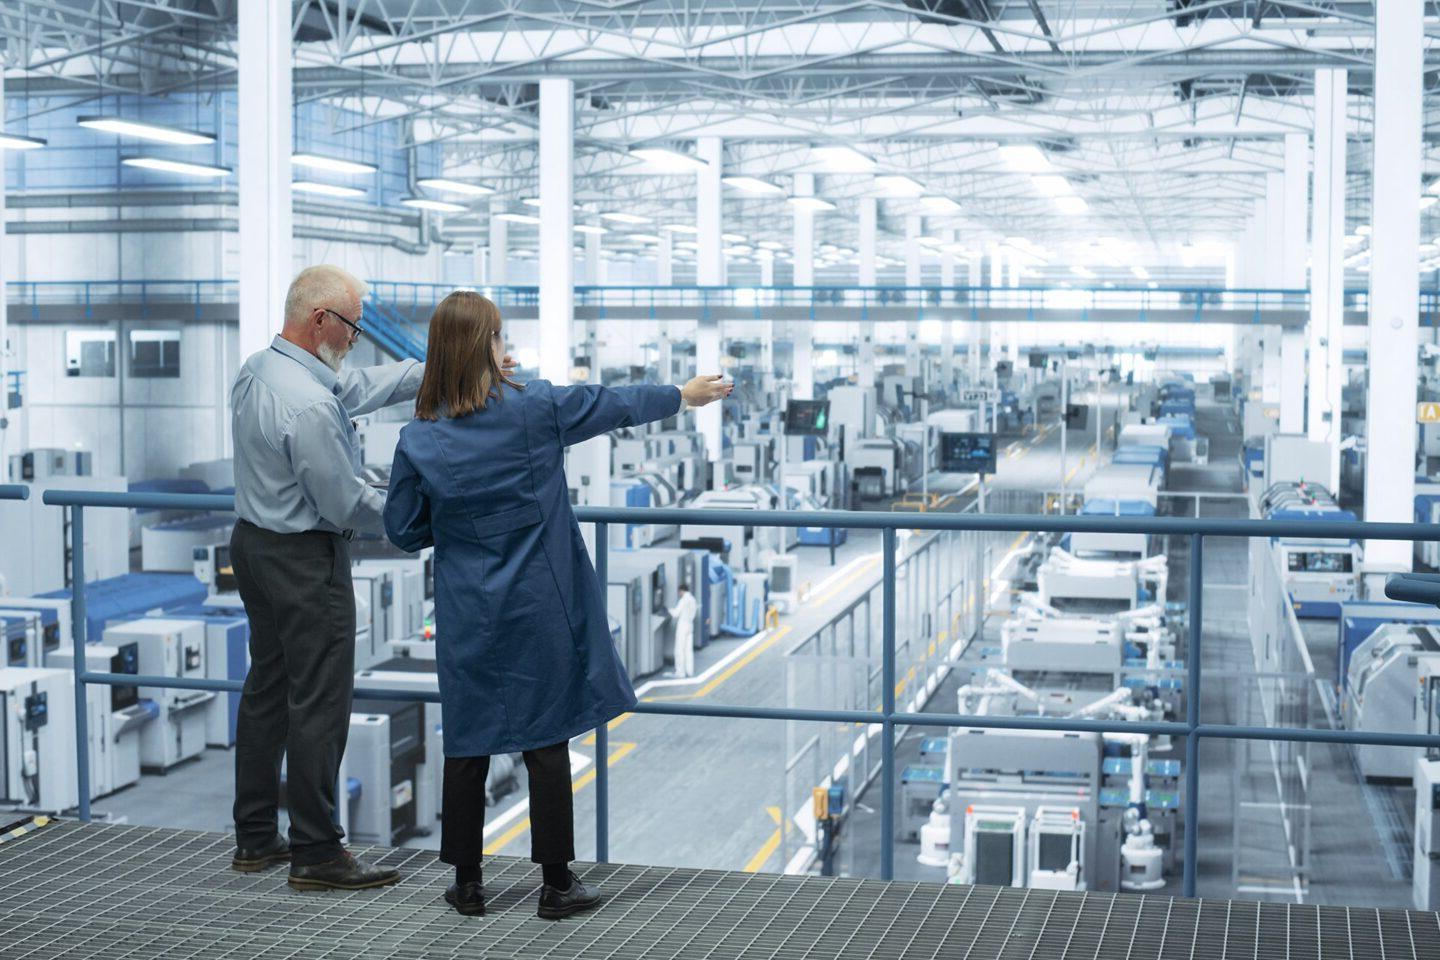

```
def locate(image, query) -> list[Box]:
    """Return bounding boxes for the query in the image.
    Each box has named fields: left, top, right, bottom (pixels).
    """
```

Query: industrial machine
left=141, top=515, right=234, bottom=573
left=8, top=447, right=92, bottom=482
left=1036, top=549, right=1168, bottom=614
left=0, top=600, right=67, bottom=666
left=959, top=805, right=1027, bottom=886
left=193, top=544, right=241, bottom=605
left=1028, top=807, right=1086, bottom=891
left=1069, top=500, right=1155, bottom=559
left=102, top=619, right=211, bottom=772
left=0, top=612, right=42, bottom=667
left=606, top=551, right=669, bottom=679
left=1265, top=500, right=1362, bottom=618
left=152, top=604, right=249, bottom=748
left=36, top=572, right=209, bottom=647
left=849, top=437, right=920, bottom=502
left=355, top=557, right=426, bottom=641
left=609, top=473, right=682, bottom=549
left=0, top=667, right=78, bottom=813
left=48, top=642, right=156, bottom=799
left=0, top=475, right=129, bottom=597
left=680, top=486, right=781, bottom=572
left=351, top=567, right=397, bottom=667
left=1001, top=616, right=1124, bottom=678
left=1415, top=653, right=1440, bottom=909
left=1343, top=623, right=1440, bottom=781
left=341, top=699, right=429, bottom=845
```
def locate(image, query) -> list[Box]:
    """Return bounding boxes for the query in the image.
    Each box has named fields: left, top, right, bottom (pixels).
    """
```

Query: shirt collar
left=270, top=335, right=339, bottom=394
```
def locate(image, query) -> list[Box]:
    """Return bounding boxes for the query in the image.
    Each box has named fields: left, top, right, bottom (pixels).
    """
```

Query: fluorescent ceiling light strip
left=1032, top=175, right=1075, bottom=197
left=122, top=156, right=230, bottom=178
left=787, top=196, right=836, bottom=212
left=663, top=223, right=698, bottom=234
left=601, top=211, right=650, bottom=224
left=876, top=174, right=924, bottom=197
left=723, top=176, right=784, bottom=196
left=292, top=180, right=365, bottom=198
left=292, top=152, right=377, bottom=175
left=998, top=144, right=1052, bottom=173
left=921, top=196, right=961, bottom=213
left=1053, top=196, right=1088, bottom=215
left=1131, top=265, right=1152, bottom=280
left=417, top=178, right=493, bottom=197
left=78, top=115, right=214, bottom=145
left=0, top=132, right=46, bottom=150
left=402, top=197, right=467, bottom=213
left=809, top=145, right=875, bottom=172
left=495, top=212, right=541, bottom=225
left=630, top=147, right=708, bottom=172
left=575, top=224, right=608, bottom=235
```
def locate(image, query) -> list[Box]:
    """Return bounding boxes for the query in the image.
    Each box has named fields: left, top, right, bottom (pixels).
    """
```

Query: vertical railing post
left=69, top=506, right=93, bottom=821
left=880, top=527, right=897, bottom=880
left=594, top=521, right=610, bottom=864
left=1183, top=533, right=1203, bottom=897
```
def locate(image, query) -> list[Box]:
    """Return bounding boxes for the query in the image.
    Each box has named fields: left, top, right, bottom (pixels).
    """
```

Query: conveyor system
left=1069, top=499, right=1155, bottom=559
left=1001, top=616, right=1124, bottom=677
left=34, top=573, right=208, bottom=648
left=1036, top=549, right=1167, bottom=614
left=1083, top=464, right=1160, bottom=510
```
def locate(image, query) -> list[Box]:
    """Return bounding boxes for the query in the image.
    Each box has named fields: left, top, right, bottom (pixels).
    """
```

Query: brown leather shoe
left=288, top=851, right=399, bottom=891
left=231, top=835, right=291, bottom=873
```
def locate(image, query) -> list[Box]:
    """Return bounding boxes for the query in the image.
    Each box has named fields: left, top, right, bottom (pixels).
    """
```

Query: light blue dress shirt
left=232, top=336, right=423, bottom=535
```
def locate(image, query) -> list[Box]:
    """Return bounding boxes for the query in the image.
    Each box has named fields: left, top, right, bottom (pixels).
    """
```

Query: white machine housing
left=102, top=619, right=211, bottom=771
left=1002, top=617, right=1124, bottom=677
left=959, top=804, right=1027, bottom=887
left=0, top=667, right=78, bottom=813
left=47, top=642, right=155, bottom=799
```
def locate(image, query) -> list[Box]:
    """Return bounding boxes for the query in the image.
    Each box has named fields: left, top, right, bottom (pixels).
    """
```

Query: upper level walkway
left=2, top=819, right=1436, bottom=960
left=9, top=281, right=1433, bottom=329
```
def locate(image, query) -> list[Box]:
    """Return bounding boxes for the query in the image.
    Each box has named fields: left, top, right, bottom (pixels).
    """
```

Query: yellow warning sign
left=1420, top=403, right=1440, bottom=424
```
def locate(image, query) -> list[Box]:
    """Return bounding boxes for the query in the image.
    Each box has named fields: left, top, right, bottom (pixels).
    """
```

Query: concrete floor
left=49, top=384, right=1418, bottom=909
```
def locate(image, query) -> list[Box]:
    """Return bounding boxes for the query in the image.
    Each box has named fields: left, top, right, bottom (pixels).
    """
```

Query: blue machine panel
left=38, top=572, right=208, bottom=643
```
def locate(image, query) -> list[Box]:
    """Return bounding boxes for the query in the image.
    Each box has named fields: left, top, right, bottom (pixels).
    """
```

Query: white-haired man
left=227, top=264, right=418, bottom=890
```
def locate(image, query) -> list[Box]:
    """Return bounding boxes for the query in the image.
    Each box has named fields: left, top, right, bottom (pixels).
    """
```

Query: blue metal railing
left=8, top=484, right=1440, bottom=896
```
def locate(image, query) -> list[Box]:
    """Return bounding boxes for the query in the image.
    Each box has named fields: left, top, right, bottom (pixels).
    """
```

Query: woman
left=384, top=291, right=730, bottom=919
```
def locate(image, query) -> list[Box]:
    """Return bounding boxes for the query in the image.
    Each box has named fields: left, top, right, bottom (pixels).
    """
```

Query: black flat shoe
left=231, top=835, right=291, bottom=873
left=288, top=851, right=400, bottom=891
left=537, top=872, right=601, bottom=920
left=444, top=881, right=486, bottom=916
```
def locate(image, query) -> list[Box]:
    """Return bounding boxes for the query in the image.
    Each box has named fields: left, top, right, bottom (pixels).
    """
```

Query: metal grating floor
left=2, top=822, right=1440, bottom=959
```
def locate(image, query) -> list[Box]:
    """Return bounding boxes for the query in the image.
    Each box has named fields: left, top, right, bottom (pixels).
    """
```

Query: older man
left=228, top=265, right=419, bottom=890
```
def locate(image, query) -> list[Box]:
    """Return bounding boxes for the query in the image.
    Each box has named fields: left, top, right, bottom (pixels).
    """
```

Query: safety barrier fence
left=5, top=484, right=1440, bottom=899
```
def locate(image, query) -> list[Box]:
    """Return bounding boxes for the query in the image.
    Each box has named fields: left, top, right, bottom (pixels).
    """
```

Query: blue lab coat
left=384, top=379, right=682, bottom=757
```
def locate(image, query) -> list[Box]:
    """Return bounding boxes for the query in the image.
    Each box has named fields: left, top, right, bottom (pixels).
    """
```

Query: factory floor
left=68, top=388, right=1415, bottom=909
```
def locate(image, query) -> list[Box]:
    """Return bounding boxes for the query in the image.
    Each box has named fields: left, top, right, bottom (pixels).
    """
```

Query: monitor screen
left=974, top=832, right=1014, bottom=886
left=939, top=432, right=998, bottom=474
left=1038, top=832, right=1073, bottom=872
left=785, top=399, right=831, bottom=436
left=1029, top=352, right=1048, bottom=369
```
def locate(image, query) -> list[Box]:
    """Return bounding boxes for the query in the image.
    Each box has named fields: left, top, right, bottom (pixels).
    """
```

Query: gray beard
left=316, top=341, right=345, bottom=373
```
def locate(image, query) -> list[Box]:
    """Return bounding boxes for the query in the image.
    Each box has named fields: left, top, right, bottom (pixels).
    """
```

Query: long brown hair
left=415, top=291, right=521, bottom=420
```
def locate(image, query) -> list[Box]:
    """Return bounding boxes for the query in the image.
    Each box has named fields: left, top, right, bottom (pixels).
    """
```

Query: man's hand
left=502, top=354, right=519, bottom=372
left=682, top=374, right=734, bottom=408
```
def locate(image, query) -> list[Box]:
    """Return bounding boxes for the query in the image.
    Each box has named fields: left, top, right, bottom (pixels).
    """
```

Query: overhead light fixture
left=676, top=240, right=700, bottom=250
left=292, top=180, right=365, bottom=198
left=601, top=211, right=650, bottom=224
left=722, top=233, right=746, bottom=243
left=630, top=146, right=709, bottom=173
left=758, top=240, right=785, bottom=250
left=575, top=224, right=608, bottom=235
left=998, top=144, right=1052, bottom=173
left=1422, top=196, right=1438, bottom=211
left=809, top=145, right=876, bottom=172
left=122, top=156, right=231, bottom=178
left=723, top=176, right=784, bottom=196
left=0, top=132, right=46, bottom=150
left=918, top=236, right=944, bottom=247
left=522, top=197, right=542, bottom=208
left=787, top=196, right=836, bottom=212
left=1032, top=175, right=1075, bottom=197
left=292, top=152, right=377, bottom=175
left=920, top=196, right=961, bottom=213
left=402, top=197, right=467, bottom=213
left=1131, top=265, right=1152, bottom=280
left=1071, top=265, right=1097, bottom=279
left=79, top=115, right=214, bottom=146
left=1356, top=225, right=1371, bottom=236
left=629, top=233, right=663, bottom=243
left=495, top=212, right=541, bottom=225
left=876, top=174, right=925, bottom=197
left=1053, top=196, right=1089, bottom=215
left=417, top=178, right=494, bottom=197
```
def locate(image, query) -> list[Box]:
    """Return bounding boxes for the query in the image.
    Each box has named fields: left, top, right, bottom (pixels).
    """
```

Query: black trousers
left=229, top=519, right=356, bottom=866
left=440, top=742, right=575, bottom=866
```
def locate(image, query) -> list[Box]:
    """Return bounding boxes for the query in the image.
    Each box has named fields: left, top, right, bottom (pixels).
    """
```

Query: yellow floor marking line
left=745, top=807, right=786, bottom=872
left=483, top=741, right=637, bottom=856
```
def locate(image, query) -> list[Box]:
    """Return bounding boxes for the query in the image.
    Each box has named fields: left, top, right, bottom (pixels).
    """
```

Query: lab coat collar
left=271, top=335, right=340, bottom=394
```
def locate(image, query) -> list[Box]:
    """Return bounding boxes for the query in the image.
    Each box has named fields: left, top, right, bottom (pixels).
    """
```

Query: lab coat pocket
left=470, top=501, right=543, bottom=539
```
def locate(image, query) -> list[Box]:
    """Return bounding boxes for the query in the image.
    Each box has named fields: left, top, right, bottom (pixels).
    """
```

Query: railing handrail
left=7, top=483, right=1440, bottom=899
left=32, top=487, right=1438, bottom=542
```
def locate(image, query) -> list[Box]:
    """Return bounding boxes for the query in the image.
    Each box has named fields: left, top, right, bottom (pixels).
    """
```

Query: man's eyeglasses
left=322, top=308, right=364, bottom=339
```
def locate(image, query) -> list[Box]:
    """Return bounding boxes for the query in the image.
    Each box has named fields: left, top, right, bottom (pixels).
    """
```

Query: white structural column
left=1365, top=1, right=1424, bottom=571
left=488, top=201, right=508, bottom=285
left=585, top=228, right=602, bottom=285
left=904, top=214, right=921, bottom=377
left=968, top=257, right=985, bottom=381
left=759, top=253, right=774, bottom=287
left=858, top=197, right=878, bottom=390
left=237, top=0, right=293, bottom=363
left=1310, top=69, right=1347, bottom=490
left=1005, top=250, right=1021, bottom=367
left=940, top=229, right=956, bottom=388
left=791, top=173, right=816, bottom=399
left=1278, top=133, right=1309, bottom=433
left=657, top=231, right=673, bottom=285
left=695, top=137, right=725, bottom=458
left=537, top=79, right=574, bottom=383
left=0, top=70, right=8, bottom=465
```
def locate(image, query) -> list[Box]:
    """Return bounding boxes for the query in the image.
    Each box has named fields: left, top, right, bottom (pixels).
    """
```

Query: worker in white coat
left=668, top=583, right=698, bottom=677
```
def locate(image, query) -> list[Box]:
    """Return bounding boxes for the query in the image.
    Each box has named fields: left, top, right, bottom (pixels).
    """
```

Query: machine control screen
left=939, top=433, right=998, bottom=474
left=784, top=399, right=830, bottom=436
